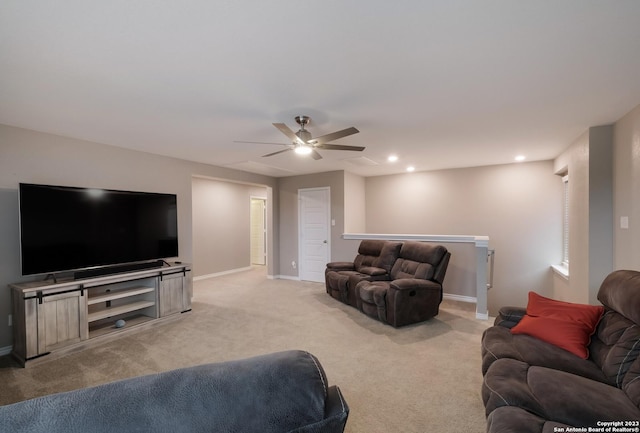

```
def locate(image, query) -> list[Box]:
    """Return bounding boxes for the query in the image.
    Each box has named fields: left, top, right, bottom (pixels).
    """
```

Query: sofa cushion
left=481, top=326, right=608, bottom=382
left=353, top=254, right=378, bottom=271
left=356, top=266, right=387, bottom=276
left=390, top=242, right=447, bottom=280
left=483, top=358, right=640, bottom=426
left=511, top=292, right=603, bottom=359
left=590, top=309, right=640, bottom=388
left=373, top=241, right=402, bottom=272
left=352, top=240, right=386, bottom=271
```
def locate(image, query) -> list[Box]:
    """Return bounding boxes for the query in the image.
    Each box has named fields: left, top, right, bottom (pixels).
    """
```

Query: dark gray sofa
left=481, top=270, right=640, bottom=431
left=0, top=350, right=349, bottom=433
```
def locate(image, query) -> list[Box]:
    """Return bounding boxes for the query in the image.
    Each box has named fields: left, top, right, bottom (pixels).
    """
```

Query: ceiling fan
left=236, top=115, right=364, bottom=160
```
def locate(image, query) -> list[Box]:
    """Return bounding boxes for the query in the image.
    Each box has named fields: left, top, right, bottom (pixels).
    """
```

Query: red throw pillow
left=511, top=292, right=604, bottom=359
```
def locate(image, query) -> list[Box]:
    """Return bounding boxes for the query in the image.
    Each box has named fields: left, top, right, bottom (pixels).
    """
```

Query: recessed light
left=514, top=155, right=526, bottom=162
left=387, top=155, right=398, bottom=162
left=406, top=166, right=415, bottom=172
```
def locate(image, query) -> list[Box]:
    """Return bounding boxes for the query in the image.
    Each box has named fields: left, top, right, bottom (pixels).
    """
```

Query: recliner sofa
left=325, top=239, right=401, bottom=307
left=356, top=241, right=450, bottom=327
left=481, top=270, right=640, bottom=431
left=325, top=240, right=451, bottom=327
left=0, top=350, right=349, bottom=433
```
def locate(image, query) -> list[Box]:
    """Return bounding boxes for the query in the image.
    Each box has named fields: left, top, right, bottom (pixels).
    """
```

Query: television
left=19, top=183, right=179, bottom=277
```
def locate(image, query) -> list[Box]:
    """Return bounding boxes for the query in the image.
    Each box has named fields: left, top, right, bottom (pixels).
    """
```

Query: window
left=562, top=174, right=569, bottom=267
left=552, top=173, right=570, bottom=279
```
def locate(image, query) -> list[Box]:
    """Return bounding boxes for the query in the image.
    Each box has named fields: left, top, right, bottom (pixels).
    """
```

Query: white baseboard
left=273, top=275, right=300, bottom=281
left=193, top=266, right=253, bottom=281
left=442, top=293, right=489, bottom=320
left=0, top=345, right=12, bottom=356
left=443, top=293, right=476, bottom=303
left=194, top=268, right=301, bottom=282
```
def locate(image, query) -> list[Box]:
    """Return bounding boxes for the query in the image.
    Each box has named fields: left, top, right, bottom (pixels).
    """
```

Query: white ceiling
left=2, top=1, right=640, bottom=177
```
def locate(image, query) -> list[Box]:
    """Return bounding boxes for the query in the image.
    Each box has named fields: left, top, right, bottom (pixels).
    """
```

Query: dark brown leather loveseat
left=326, top=240, right=450, bottom=327
left=481, top=270, right=640, bottom=431
left=356, top=241, right=450, bottom=327
left=325, top=240, right=402, bottom=307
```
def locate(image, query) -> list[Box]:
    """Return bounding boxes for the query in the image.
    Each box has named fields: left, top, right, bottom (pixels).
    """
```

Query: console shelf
left=88, top=314, right=155, bottom=339
left=88, top=300, right=156, bottom=322
left=87, top=286, right=155, bottom=306
left=10, top=263, right=192, bottom=367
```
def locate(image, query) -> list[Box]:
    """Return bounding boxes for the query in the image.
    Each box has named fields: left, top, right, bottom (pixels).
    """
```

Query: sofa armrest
left=494, top=306, right=527, bottom=328
left=357, top=266, right=387, bottom=277
left=326, top=262, right=355, bottom=272
left=0, top=350, right=347, bottom=433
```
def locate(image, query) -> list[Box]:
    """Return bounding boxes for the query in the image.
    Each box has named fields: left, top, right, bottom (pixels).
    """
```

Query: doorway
left=298, top=187, right=330, bottom=282
left=250, top=197, right=266, bottom=266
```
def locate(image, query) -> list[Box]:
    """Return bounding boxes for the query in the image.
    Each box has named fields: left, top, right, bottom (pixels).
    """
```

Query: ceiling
left=2, top=1, right=640, bottom=178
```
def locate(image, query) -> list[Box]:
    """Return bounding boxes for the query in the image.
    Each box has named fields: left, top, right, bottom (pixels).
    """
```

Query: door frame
left=298, top=187, right=331, bottom=282
left=250, top=196, right=267, bottom=266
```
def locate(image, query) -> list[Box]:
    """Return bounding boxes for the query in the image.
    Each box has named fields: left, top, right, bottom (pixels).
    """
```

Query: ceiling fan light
left=295, top=146, right=313, bottom=155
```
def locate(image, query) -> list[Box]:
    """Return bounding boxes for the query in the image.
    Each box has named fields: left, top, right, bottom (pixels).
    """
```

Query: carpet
left=0, top=267, right=491, bottom=432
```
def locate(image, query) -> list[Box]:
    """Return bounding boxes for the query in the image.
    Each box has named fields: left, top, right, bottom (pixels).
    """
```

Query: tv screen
left=19, top=183, right=179, bottom=276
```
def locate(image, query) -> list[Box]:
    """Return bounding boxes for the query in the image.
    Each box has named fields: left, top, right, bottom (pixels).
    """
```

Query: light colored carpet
left=0, top=267, right=491, bottom=432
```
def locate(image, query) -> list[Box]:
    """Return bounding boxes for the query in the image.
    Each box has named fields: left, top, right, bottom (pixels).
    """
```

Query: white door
left=250, top=198, right=266, bottom=265
left=298, top=187, right=330, bottom=282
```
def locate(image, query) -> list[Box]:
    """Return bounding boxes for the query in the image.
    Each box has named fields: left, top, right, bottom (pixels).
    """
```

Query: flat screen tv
left=19, top=183, right=179, bottom=277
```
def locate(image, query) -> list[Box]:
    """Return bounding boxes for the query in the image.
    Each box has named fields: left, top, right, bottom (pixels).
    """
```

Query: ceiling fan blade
left=311, top=150, right=323, bottom=160
left=309, top=127, right=359, bottom=145
left=233, top=140, right=290, bottom=146
left=262, top=148, right=293, bottom=157
left=315, top=143, right=365, bottom=152
left=273, top=123, right=306, bottom=145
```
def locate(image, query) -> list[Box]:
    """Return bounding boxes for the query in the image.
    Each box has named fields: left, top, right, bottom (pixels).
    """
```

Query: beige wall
left=553, top=125, right=614, bottom=304
left=364, top=161, right=562, bottom=314
left=277, top=171, right=356, bottom=278
left=614, top=104, right=640, bottom=270
left=344, top=171, right=366, bottom=233
left=192, top=177, right=268, bottom=277
left=0, top=124, right=277, bottom=349
left=2, top=102, right=638, bottom=348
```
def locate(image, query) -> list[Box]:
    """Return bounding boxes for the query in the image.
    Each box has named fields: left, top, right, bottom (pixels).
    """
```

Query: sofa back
left=353, top=240, right=386, bottom=271
left=389, top=241, right=450, bottom=283
left=373, top=241, right=402, bottom=272
left=353, top=240, right=401, bottom=273
left=591, top=270, right=640, bottom=408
